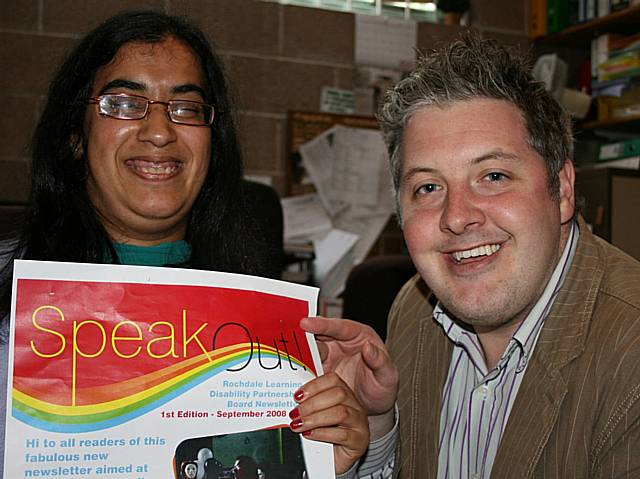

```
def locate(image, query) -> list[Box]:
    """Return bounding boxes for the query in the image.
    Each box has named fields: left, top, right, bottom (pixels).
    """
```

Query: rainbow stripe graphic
left=12, top=343, right=312, bottom=433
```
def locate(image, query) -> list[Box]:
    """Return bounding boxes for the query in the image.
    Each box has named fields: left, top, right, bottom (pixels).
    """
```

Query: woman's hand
left=300, top=316, right=398, bottom=440
left=289, top=372, right=369, bottom=475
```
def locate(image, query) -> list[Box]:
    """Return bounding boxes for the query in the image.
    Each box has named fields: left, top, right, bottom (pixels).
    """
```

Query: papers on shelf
left=281, top=193, right=332, bottom=241
left=300, top=125, right=393, bottom=218
left=313, top=229, right=360, bottom=299
left=286, top=125, right=394, bottom=298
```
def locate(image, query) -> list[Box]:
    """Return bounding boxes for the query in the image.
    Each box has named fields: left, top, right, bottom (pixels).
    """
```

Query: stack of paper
left=282, top=125, right=394, bottom=298
left=312, top=229, right=360, bottom=299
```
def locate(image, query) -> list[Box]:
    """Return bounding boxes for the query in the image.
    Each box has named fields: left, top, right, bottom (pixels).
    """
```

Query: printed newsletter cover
left=4, top=260, right=335, bottom=479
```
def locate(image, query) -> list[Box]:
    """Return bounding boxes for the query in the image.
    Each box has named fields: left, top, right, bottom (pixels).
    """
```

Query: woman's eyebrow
left=172, top=83, right=207, bottom=98
left=97, top=79, right=145, bottom=95
left=96, top=80, right=207, bottom=99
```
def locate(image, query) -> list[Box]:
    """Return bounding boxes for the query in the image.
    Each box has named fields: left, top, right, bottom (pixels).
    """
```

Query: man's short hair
left=378, top=31, right=574, bottom=207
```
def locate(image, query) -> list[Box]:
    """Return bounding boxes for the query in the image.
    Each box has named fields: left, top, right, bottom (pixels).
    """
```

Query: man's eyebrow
left=98, top=79, right=145, bottom=95
left=402, top=166, right=438, bottom=184
left=401, top=151, right=519, bottom=184
left=472, top=150, right=520, bottom=164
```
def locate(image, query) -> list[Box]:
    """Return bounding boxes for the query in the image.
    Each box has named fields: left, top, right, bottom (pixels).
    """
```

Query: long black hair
left=1, top=10, right=273, bottom=319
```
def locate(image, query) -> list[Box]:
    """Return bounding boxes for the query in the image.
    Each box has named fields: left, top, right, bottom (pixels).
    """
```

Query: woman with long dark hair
left=0, top=10, right=368, bottom=478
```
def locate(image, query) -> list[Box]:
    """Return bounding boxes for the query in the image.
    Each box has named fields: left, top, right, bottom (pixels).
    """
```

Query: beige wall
left=0, top=0, right=530, bottom=202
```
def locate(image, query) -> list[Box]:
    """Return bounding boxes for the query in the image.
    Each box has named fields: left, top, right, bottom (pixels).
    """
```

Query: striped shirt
left=342, top=420, right=397, bottom=479
left=435, top=222, right=578, bottom=479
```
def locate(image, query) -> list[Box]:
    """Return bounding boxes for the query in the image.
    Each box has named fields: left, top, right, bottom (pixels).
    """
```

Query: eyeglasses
left=86, top=93, right=215, bottom=126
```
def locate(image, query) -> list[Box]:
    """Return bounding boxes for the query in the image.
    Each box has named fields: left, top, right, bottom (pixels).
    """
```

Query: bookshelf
left=536, top=4, right=640, bottom=260
left=536, top=4, right=640, bottom=136
left=541, top=5, right=640, bottom=47
left=578, top=113, right=640, bottom=133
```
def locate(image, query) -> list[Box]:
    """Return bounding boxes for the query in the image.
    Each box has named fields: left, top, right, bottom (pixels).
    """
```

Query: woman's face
left=83, top=36, right=212, bottom=246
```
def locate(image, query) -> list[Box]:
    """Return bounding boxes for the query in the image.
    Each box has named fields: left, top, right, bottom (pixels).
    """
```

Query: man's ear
left=558, top=158, right=575, bottom=224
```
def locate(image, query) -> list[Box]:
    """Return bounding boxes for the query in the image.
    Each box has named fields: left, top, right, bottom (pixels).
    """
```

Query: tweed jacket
left=386, top=221, right=640, bottom=478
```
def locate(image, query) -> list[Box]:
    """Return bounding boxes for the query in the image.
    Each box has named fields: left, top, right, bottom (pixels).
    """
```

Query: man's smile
left=451, top=243, right=501, bottom=263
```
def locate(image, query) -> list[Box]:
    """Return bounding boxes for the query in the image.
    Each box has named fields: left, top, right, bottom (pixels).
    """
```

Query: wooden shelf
left=576, top=114, right=640, bottom=135
left=540, top=5, right=640, bottom=47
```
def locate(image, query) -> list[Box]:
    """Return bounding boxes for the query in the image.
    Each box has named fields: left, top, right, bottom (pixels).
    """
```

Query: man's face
left=84, top=36, right=211, bottom=245
left=399, top=98, right=574, bottom=330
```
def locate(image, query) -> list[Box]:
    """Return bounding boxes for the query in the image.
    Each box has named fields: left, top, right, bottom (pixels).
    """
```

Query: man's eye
left=486, top=172, right=507, bottom=182
left=416, top=183, right=440, bottom=195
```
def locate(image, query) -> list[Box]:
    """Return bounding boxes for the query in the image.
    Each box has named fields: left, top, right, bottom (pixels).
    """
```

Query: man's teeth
left=452, top=244, right=500, bottom=262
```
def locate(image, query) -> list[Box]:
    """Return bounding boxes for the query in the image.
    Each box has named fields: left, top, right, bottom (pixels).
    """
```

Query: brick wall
left=0, top=0, right=529, bottom=202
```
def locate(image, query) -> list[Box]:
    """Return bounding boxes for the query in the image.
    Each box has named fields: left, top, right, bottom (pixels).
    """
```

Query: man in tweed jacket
left=386, top=215, right=640, bottom=477
left=304, top=32, right=640, bottom=478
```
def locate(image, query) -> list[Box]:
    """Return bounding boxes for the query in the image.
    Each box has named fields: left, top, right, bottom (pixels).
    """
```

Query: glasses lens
left=99, top=95, right=147, bottom=119
left=169, top=101, right=214, bottom=126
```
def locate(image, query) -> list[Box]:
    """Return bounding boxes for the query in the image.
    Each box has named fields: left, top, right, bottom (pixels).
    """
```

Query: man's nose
left=439, top=185, right=485, bottom=235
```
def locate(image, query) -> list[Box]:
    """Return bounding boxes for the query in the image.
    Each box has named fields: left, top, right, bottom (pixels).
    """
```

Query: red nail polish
left=290, top=418, right=303, bottom=429
left=289, top=408, right=300, bottom=420
left=302, top=430, right=312, bottom=437
left=294, top=389, right=304, bottom=401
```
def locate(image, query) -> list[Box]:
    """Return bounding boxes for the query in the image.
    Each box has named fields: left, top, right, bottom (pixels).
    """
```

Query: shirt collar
left=434, top=221, right=580, bottom=372
left=113, top=240, right=192, bottom=267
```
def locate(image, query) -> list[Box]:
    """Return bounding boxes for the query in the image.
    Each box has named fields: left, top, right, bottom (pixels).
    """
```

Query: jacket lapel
left=416, top=298, right=453, bottom=477
left=491, top=218, right=604, bottom=477
left=396, top=284, right=452, bottom=479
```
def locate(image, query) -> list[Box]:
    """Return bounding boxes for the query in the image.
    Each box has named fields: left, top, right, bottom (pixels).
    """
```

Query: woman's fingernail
left=289, top=408, right=300, bottom=420
left=294, top=389, right=305, bottom=401
left=302, top=430, right=312, bottom=437
left=290, top=418, right=304, bottom=429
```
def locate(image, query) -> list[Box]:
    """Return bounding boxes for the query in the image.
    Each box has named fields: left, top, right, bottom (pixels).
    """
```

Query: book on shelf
left=595, top=85, right=640, bottom=121
left=586, top=0, right=597, bottom=21
left=594, top=33, right=640, bottom=78
left=598, top=138, right=640, bottom=161
left=591, top=76, right=640, bottom=98
left=597, top=0, right=611, bottom=16
left=530, top=0, right=548, bottom=38
left=591, top=33, right=627, bottom=80
left=610, top=0, right=630, bottom=12
left=548, top=0, right=570, bottom=33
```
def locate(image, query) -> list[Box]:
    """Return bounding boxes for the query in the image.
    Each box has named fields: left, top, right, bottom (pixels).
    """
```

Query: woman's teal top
left=113, top=240, right=191, bottom=267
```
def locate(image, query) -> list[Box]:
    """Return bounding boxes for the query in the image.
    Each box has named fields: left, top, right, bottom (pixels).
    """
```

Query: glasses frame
left=86, top=93, right=215, bottom=126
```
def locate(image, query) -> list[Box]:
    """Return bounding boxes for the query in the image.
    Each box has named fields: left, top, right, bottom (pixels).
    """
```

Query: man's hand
left=300, top=316, right=398, bottom=419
